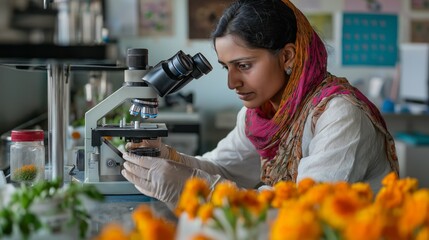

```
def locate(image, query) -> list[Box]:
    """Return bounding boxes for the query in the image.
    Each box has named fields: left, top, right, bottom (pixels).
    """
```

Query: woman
left=121, top=0, right=398, bottom=208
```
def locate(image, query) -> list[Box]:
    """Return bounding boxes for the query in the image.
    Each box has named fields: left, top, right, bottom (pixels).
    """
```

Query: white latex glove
left=126, top=139, right=201, bottom=167
left=125, top=139, right=177, bottom=160
left=125, top=139, right=231, bottom=182
left=121, top=152, right=222, bottom=209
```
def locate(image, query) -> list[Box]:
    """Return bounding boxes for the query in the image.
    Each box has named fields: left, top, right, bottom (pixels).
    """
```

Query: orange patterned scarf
left=245, top=0, right=398, bottom=185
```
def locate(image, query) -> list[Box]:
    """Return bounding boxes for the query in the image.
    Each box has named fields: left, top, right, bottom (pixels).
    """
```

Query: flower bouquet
left=95, top=172, right=429, bottom=240
left=94, top=204, right=176, bottom=240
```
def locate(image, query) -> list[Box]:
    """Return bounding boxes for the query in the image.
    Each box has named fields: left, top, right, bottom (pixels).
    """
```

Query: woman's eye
left=238, top=63, right=250, bottom=70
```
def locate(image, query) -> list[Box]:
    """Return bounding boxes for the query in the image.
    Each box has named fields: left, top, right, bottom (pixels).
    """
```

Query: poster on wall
left=188, top=0, right=233, bottom=39
left=411, top=20, right=429, bottom=43
left=411, top=0, right=429, bottom=10
left=341, top=13, right=398, bottom=66
left=139, top=0, right=173, bottom=36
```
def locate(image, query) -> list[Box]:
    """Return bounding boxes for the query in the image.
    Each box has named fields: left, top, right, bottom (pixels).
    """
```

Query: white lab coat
left=196, top=96, right=392, bottom=193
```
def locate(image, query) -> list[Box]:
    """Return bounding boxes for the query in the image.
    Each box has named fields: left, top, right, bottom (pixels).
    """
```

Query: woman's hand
left=121, top=152, right=221, bottom=209
left=125, top=138, right=171, bottom=159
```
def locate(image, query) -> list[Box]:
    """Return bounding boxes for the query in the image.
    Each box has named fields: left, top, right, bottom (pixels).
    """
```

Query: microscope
left=83, top=48, right=212, bottom=194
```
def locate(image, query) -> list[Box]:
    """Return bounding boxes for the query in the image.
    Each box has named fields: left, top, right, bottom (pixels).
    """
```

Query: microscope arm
left=84, top=85, right=157, bottom=182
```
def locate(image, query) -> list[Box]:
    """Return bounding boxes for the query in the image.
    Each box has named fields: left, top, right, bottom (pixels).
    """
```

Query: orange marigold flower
left=416, top=226, right=429, bottom=240
left=139, top=218, right=176, bottom=240
left=351, top=182, right=374, bottom=203
left=270, top=202, right=321, bottom=240
left=176, top=196, right=203, bottom=219
left=398, top=190, right=429, bottom=238
left=271, top=181, right=298, bottom=208
left=131, top=205, right=176, bottom=240
left=238, top=190, right=266, bottom=216
left=381, top=172, right=398, bottom=187
left=191, top=233, right=214, bottom=240
left=319, top=191, right=365, bottom=230
left=185, top=177, right=211, bottom=197
left=94, top=223, right=129, bottom=240
left=297, top=178, right=316, bottom=195
left=176, top=177, right=210, bottom=217
left=258, top=189, right=275, bottom=206
left=382, top=223, right=401, bottom=240
left=299, top=183, right=333, bottom=206
left=396, top=177, right=419, bottom=194
left=128, top=229, right=142, bottom=240
left=344, top=205, right=386, bottom=240
left=197, top=203, right=214, bottom=223
left=332, top=181, right=351, bottom=193
left=375, top=187, right=404, bottom=209
left=210, top=181, right=239, bottom=207
left=132, top=205, right=154, bottom=233
left=22, top=164, right=37, bottom=172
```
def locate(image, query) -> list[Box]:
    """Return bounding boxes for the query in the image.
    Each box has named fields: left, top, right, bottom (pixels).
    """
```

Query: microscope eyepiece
left=192, top=53, right=213, bottom=77
left=126, top=48, right=212, bottom=119
left=168, top=51, right=193, bottom=77
left=143, top=50, right=212, bottom=97
left=127, top=48, right=149, bottom=70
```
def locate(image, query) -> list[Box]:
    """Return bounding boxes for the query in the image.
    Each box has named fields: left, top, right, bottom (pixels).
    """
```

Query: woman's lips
left=236, top=91, right=253, bottom=101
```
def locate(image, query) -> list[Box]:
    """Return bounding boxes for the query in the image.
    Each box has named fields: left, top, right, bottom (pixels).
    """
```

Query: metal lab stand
left=0, top=44, right=123, bottom=184
left=48, top=63, right=69, bottom=181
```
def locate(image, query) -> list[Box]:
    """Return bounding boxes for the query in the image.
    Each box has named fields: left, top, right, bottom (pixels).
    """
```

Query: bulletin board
left=411, top=20, right=429, bottom=43
left=411, top=0, right=429, bottom=10
left=341, top=13, right=398, bottom=66
left=139, top=0, right=173, bottom=36
left=188, top=0, right=233, bottom=39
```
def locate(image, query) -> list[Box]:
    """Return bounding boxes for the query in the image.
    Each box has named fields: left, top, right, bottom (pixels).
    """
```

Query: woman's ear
left=282, top=43, right=296, bottom=69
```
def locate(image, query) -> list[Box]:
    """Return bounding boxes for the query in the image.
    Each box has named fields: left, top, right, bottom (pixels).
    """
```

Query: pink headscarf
left=244, top=0, right=330, bottom=160
left=244, top=0, right=398, bottom=184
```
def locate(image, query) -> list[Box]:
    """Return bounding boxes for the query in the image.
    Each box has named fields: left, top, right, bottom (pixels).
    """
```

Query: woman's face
left=215, top=34, right=288, bottom=110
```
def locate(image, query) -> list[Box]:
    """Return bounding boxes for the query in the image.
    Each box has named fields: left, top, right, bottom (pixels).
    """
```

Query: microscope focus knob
left=106, top=159, right=120, bottom=168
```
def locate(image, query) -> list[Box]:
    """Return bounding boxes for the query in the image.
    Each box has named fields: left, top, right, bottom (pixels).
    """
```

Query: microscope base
left=71, top=172, right=141, bottom=195
left=90, top=182, right=141, bottom=195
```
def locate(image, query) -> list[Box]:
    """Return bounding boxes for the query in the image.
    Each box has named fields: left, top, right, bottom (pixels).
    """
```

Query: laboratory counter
left=88, top=195, right=177, bottom=237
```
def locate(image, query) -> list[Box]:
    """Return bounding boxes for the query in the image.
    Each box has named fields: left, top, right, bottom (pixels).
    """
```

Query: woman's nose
left=227, top=70, right=241, bottom=90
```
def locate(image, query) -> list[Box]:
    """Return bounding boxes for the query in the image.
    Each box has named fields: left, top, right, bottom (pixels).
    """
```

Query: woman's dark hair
left=212, top=0, right=297, bottom=52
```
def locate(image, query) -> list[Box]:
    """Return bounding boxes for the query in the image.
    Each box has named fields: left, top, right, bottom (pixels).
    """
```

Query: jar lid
left=11, top=130, right=44, bottom=142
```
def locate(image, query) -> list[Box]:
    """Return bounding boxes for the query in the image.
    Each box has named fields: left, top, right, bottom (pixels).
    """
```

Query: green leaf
left=322, top=222, right=341, bottom=240
left=0, top=178, right=104, bottom=239
left=0, top=209, right=14, bottom=235
left=79, top=219, right=89, bottom=238
left=241, top=207, right=254, bottom=228
left=222, top=207, right=238, bottom=229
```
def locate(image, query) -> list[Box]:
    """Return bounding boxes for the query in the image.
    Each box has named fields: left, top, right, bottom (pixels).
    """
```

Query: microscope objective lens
left=129, top=104, right=141, bottom=116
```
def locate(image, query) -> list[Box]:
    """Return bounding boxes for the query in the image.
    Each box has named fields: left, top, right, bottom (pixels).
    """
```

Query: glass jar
left=10, top=130, right=45, bottom=185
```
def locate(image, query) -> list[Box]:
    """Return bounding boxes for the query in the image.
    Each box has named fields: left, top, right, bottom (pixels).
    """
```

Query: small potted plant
left=11, top=164, right=39, bottom=183
left=0, top=179, right=104, bottom=240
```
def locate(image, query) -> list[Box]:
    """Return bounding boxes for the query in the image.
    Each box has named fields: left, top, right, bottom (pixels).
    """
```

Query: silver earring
left=286, top=67, right=292, bottom=75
